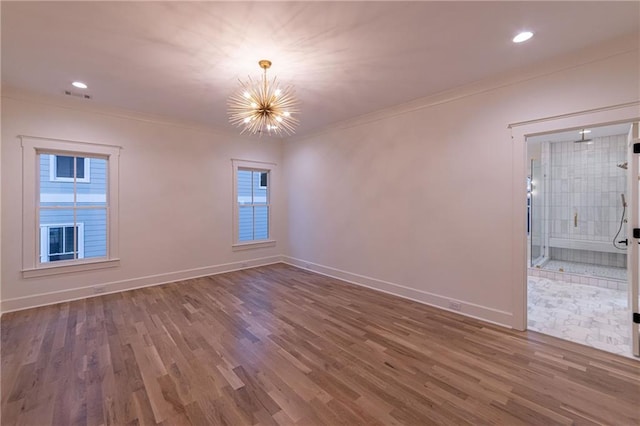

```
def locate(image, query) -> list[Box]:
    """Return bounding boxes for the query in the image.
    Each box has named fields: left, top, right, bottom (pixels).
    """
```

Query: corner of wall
left=281, top=256, right=513, bottom=328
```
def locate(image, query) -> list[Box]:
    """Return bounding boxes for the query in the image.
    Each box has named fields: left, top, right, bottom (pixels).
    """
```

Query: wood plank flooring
left=2, top=263, right=639, bottom=425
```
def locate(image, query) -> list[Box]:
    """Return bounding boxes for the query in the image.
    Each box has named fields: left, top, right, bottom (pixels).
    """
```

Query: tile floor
left=527, top=275, right=636, bottom=358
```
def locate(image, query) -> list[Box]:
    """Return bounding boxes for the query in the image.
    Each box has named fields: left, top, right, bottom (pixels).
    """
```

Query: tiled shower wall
left=547, top=134, right=627, bottom=267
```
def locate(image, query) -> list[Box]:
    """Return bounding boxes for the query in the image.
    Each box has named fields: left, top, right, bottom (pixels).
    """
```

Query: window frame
left=49, top=155, right=91, bottom=183
left=21, top=135, right=121, bottom=278
left=231, top=159, right=276, bottom=250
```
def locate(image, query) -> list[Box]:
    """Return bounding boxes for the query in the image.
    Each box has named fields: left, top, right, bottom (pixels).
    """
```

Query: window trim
left=21, top=135, right=121, bottom=277
left=49, top=155, right=91, bottom=183
left=40, top=223, right=85, bottom=263
left=231, top=159, right=276, bottom=250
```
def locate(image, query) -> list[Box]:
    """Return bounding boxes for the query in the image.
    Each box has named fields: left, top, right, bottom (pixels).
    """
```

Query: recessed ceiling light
left=513, top=31, right=533, bottom=43
left=72, top=81, right=88, bottom=89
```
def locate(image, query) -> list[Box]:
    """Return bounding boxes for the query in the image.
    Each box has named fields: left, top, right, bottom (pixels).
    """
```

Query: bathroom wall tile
left=542, top=135, right=628, bottom=268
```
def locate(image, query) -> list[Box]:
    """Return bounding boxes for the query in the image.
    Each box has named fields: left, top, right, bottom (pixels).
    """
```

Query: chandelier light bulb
left=228, top=59, right=300, bottom=136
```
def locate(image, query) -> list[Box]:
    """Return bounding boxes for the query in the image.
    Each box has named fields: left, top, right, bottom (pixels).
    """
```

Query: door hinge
left=634, top=142, right=640, bottom=154
left=634, top=312, right=640, bottom=324
left=634, top=229, right=640, bottom=239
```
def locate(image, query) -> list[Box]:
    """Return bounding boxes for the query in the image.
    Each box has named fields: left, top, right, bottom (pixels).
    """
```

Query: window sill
left=232, top=240, right=277, bottom=251
left=22, top=258, right=120, bottom=278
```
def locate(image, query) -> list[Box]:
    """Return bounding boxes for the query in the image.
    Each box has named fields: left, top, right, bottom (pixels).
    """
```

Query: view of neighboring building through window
left=50, top=155, right=90, bottom=182
left=43, top=224, right=82, bottom=261
left=39, top=154, right=108, bottom=263
left=237, top=169, right=269, bottom=242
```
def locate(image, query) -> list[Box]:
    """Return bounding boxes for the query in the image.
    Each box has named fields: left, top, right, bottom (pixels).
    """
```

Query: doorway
left=525, top=123, right=633, bottom=356
left=509, top=104, right=640, bottom=358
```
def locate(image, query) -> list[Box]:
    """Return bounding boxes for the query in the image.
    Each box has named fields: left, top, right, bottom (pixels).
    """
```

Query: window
left=21, top=136, right=121, bottom=277
left=38, top=151, right=107, bottom=265
left=50, top=155, right=90, bottom=182
left=232, top=160, right=276, bottom=249
left=238, top=169, right=269, bottom=241
left=40, top=224, right=84, bottom=262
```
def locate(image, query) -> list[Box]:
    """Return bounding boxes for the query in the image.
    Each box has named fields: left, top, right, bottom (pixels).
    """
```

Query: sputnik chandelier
left=228, top=60, right=300, bottom=136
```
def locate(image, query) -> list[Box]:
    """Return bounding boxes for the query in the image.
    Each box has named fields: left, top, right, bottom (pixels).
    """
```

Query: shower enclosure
left=528, top=129, right=629, bottom=283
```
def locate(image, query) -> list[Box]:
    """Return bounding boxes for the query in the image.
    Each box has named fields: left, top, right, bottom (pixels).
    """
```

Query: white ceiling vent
left=64, top=90, right=92, bottom=100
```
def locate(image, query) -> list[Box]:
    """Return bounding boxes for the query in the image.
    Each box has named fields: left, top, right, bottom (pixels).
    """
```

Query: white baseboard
left=1, top=255, right=283, bottom=314
left=2, top=255, right=513, bottom=328
left=282, top=256, right=513, bottom=328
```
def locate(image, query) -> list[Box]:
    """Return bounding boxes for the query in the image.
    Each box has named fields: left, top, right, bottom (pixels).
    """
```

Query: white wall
left=283, top=35, right=640, bottom=326
left=1, top=91, right=286, bottom=311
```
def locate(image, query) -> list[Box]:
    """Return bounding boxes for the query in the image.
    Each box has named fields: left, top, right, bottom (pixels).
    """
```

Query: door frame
left=509, top=101, right=640, bottom=331
left=628, top=123, right=640, bottom=356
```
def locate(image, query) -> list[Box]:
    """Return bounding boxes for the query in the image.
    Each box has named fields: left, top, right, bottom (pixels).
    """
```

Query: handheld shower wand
left=614, top=193, right=628, bottom=249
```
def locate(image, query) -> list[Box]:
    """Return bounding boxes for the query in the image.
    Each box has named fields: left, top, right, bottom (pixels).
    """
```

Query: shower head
left=621, top=193, right=627, bottom=208
left=617, top=162, right=628, bottom=170
left=574, top=129, right=593, bottom=143
left=574, top=134, right=592, bottom=143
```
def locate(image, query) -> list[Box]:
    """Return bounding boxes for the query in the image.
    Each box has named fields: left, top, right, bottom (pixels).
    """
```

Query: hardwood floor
left=2, top=263, right=639, bottom=425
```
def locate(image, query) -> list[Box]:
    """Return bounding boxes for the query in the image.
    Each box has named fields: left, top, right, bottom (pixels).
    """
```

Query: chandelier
left=228, top=60, right=299, bottom=136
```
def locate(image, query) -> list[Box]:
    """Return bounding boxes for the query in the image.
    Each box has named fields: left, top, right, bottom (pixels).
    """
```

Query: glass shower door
left=530, top=158, right=543, bottom=266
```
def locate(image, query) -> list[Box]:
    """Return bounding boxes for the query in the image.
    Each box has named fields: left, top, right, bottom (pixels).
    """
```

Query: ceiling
left=2, top=1, right=639, bottom=137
